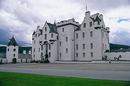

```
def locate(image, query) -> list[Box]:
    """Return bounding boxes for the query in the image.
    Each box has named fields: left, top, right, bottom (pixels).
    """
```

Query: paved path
left=0, top=63, right=130, bottom=81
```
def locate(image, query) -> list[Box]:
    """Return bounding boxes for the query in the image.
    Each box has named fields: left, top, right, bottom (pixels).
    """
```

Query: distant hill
left=0, top=40, right=32, bottom=46
left=1, top=43, right=130, bottom=52
left=110, top=43, right=130, bottom=50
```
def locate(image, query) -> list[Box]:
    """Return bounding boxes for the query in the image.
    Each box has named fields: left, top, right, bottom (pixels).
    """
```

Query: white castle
left=32, top=9, right=110, bottom=63
left=0, top=8, right=130, bottom=64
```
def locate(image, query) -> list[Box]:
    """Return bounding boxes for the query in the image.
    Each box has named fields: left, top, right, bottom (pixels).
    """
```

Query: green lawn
left=0, top=72, right=129, bottom=86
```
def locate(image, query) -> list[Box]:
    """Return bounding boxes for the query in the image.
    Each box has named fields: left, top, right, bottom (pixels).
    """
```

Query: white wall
left=6, top=46, right=18, bottom=63
left=57, top=19, right=79, bottom=61
left=105, top=52, right=130, bottom=60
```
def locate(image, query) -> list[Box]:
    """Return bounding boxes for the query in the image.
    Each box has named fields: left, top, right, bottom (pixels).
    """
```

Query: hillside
left=110, top=43, right=130, bottom=50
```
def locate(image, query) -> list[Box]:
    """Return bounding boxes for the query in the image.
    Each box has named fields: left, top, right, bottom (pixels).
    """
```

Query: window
left=90, top=43, right=93, bottom=49
left=76, top=44, right=78, bottom=50
left=45, top=27, right=47, bottom=32
left=83, top=23, right=86, bottom=28
left=91, top=52, right=93, bottom=58
left=90, top=22, right=92, bottom=27
left=76, top=53, right=78, bottom=57
left=49, top=44, right=51, bottom=50
left=51, top=33, right=53, bottom=38
left=13, top=54, right=15, bottom=57
left=90, top=31, right=93, bottom=37
left=83, top=44, right=85, bottom=49
left=60, top=41, right=61, bottom=46
left=8, top=48, right=9, bottom=51
left=76, top=33, right=78, bottom=39
left=57, top=36, right=59, bottom=40
left=39, top=48, right=40, bottom=52
left=82, top=32, right=85, bottom=38
left=66, top=37, right=68, bottom=42
left=34, top=48, right=35, bottom=52
left=41, top=52, right=43, bottom=57
left=34, top=40, right=35, bottom=44
left=66, top=48, right=68, bottom=53
left=45, top=34, right=47, bottom=40
left=60, top=53, right=62, bottom=59
left=98, top=21, right=100, bottom=25
left=62, top=28, right=64, bottom=32
left=49, top=52, right=51, bottom=57
left=41, top=45, right=43, bottom=50
left=83, top=52, right=85, bottom=57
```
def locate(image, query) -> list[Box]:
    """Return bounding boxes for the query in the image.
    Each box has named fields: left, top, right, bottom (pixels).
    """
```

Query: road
left=0, top=63, right=130, bottom=81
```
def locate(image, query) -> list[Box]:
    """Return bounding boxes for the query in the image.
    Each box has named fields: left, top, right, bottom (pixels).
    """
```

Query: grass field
left=0, top=72, right=129, bottom=86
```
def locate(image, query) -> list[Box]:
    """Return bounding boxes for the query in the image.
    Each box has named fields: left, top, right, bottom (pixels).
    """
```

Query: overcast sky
left=0, top=0, right=130, bottom=45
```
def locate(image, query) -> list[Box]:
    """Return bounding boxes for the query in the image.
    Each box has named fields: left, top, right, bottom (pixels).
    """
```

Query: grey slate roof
left=90, top=16, right=101, bottom=23
left=8, top=37, right=18, bottom=46
left=47, top=23, right=58, bottom=34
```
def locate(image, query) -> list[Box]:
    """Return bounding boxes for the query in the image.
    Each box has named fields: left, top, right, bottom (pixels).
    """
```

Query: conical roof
left=8, top=36, right=18, bottom=46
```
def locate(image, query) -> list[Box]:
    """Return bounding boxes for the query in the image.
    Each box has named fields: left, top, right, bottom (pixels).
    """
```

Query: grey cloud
left=0, top=0, right=130, bottom=45
left=0, top=27, right=12, bottom=44
left=110, top=30, right=130, bottom=45
left=68, top=0, right=130, bottom=10
left=117, top=18, right=130, bottom=23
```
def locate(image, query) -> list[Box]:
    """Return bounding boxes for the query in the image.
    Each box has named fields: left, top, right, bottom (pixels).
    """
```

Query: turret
left=6, top=36, right=19, bottom=63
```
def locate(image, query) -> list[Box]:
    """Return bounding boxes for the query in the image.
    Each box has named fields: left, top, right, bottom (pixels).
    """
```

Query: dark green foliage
left=19, top=47, right=32, bottom=54
left=0, top=46, right=6, bottom=53
left=110, top=43, right=130, bottom=50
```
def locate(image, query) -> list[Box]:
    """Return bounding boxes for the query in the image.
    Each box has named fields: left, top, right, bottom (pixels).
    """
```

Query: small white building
left=6, top=36, right=19, bottom=63
left=5, top=36, right=32, bottom=63
left=32, top=9, right=110, bottom=63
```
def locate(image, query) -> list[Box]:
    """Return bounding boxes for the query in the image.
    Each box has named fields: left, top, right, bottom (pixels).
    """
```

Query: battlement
left=56, top=18, right=79, bottom=27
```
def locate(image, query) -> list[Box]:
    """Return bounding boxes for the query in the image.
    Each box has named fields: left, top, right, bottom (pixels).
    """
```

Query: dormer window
left=98, top=21, right=100, bottom=25
left=90, top=22, right=92, bottom=27
left=45, top=27, right=47, bottom=32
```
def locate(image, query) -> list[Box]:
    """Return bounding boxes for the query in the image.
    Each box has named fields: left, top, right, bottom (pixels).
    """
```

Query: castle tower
left=6, top=36, right=19, bottom=63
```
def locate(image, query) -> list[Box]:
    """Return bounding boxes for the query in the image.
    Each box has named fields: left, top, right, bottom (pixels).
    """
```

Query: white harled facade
left=32, top=10, right=110, bottom=63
